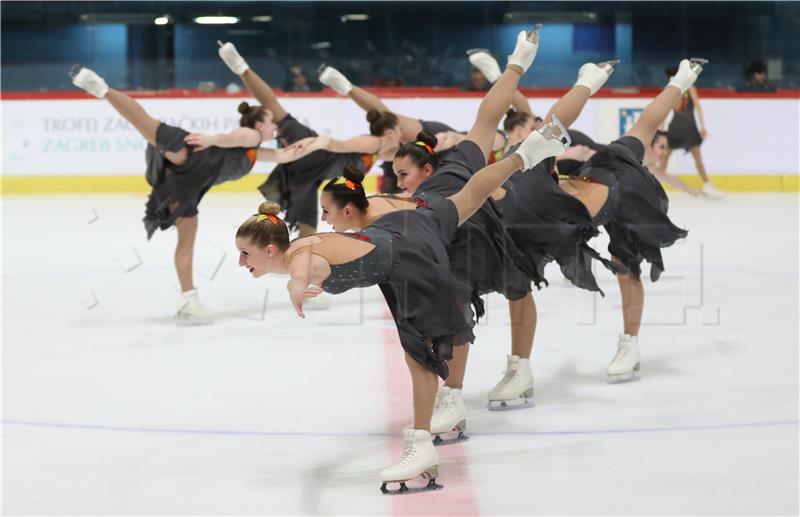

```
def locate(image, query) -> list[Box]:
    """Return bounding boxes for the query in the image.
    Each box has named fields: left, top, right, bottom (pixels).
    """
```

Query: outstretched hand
left=284, top=136, right=322, bottom=156
left=184, top=133, right=213, bottom=151
left=290, top=285, right=323, bottom=319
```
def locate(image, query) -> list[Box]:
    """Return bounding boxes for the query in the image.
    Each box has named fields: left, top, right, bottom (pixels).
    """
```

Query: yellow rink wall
left=1, top=173, right=796, bottom=195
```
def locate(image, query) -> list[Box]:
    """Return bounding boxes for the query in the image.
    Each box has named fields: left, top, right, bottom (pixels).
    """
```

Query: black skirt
left=372, top=199, right=475, bottom=379
left=504, top=158, right=618, bottom=294
left=143, top=123, right=255, bottom=239
left=258, top=113, right=363, bottom=230
left=666, top=111, right=702, bottom=151
left=581, top=136, right=688, bottom=281
left=415, top=141, right=534, bottom=311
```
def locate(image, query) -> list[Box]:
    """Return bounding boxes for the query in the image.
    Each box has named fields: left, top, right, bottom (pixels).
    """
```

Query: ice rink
left=2, top=191, right=798, bottom=515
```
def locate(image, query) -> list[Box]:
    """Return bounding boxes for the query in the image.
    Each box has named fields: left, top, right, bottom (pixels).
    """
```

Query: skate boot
left=607, top=334, right=641, bottom=383
left=217, top=40, right=250, bottom=75
left=668, top=57, right=707, bottom=94
left=176, top=289, right=213, bottom=326
left=574, top=59, right=619, bottom=96
left=380, top=428, right=443, bottom=495
left=702, top=181, right=724, bottom=200
left=514, top=114, right=571, bottom=171
left=69, top=66, right=109, bottom=98
left=318, top=65, right=353, bottom=96
left=467, top=49, right=501, bottom=84
left=487, top=355, right=534, bottom=411
left=430, top=386, right=468, bottom=445
left=507, top=24, right=543, bottom=73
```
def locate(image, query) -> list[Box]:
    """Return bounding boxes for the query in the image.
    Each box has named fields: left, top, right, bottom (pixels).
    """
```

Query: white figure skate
left=380, top=428, right=443, bottom=494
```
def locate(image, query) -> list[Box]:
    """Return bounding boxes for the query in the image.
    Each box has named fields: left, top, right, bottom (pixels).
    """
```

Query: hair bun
left=366, top=109, right=382, bottom=124
left=258, top=201, right=281, bottom=216
left=415, top=131, right=438, bottom=148
left=342, top=164, right=366, bottom=184
left=506, top=108, right=517, bottom=118
left=238, top=101, right=251, bottom=115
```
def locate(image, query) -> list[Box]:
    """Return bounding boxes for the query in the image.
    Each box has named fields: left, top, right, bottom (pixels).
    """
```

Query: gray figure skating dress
left=496, top=152, right=619, bottom=295
left=304, top=198, right=474, bottom=379
left=259, top=114, right=365, bottom=230
left=143, top=123, right=258, bottom=239
left=666, top=93, right=703, bottom=151
left=579, top=136, right=688, bottom=281
left=413, top=141, right=535, bottom=314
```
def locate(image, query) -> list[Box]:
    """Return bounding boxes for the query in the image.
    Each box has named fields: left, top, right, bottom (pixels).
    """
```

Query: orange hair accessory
left=254, top=213, right=282, bottom=225
left=413, top=141, right=434, bottom=155
left=333, top=176, right=360, bottom=191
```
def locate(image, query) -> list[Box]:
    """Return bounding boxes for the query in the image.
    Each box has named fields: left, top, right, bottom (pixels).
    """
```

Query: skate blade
left=432, top=431, right=469, bottom=446
left=68, top=64, right=83, bottom=80
left=176, top=316, right=213, bottom=327
left=380, top=477, right=443, bottom=495
left=487, top=399, right=535, bottom=412
left=466, top=47, right=491, bottom=56
left=538, top=114, right=571, bottom=146
left=607, top=364, right=641, bottom=384
left=525, top=23, right=544, bottom=43
left=606, top=372, right=640, bottom=384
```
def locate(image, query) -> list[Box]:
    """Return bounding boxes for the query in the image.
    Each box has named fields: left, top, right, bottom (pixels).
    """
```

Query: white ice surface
left=2, top=192, right=798, bottom=515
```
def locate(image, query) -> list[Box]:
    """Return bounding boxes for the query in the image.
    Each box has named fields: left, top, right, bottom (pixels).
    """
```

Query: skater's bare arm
left=257, top=137, right=319, bottom=163
left=184, top=128, right=260, bottom=151
left=287, top=251, right=330, bottom=319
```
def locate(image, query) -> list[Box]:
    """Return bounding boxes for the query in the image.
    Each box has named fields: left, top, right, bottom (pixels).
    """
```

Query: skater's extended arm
left=184, top=128, right=261, bottom=150
left=286, top=250, right=329, bottom=319
left=299, top=134, right=383, bottom=155
left=257, top=137, right=319, bottom=163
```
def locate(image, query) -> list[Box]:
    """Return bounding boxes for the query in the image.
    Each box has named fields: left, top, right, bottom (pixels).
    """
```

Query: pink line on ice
left=383, top=306, right=479, bottom=515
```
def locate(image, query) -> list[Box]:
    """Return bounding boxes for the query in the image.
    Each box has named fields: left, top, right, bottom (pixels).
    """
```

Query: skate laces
left=496, top=363, right=520, bottom=390
left=398, top=440, right=418, bottom=466
left=612, top=344, right=631, bottom=362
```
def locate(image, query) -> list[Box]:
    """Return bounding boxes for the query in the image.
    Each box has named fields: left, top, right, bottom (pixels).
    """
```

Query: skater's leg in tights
left=239, top=69, right=289, bottom=122
left=105, top=89, right=187, bottom=166
left=613, top=257, right=644, bottom=336
left=405, top=351, right=438, bottom=431
left=444, top=344, right=469, bottom=390
left=689, top=145, right=711, bottom=183
left=509, top=293, right=536, bottom=358
left=625, top=85, right=684, bottom=150
left=175, top=216, right=197, bottom=292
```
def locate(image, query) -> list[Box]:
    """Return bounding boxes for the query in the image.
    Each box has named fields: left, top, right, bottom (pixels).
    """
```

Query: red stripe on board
left=2, top=87, right=798, bottom=101
left=382, top=307, right=480, bottom=516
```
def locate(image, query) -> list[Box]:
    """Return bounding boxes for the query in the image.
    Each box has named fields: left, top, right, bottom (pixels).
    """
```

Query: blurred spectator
left=737, top=61, right=776, bottom=92
left=285, top=64, right=312, bottom=92
left=461, top=66, right=491, bottom=92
